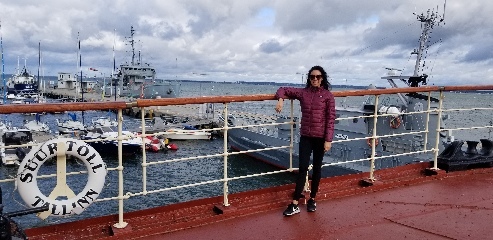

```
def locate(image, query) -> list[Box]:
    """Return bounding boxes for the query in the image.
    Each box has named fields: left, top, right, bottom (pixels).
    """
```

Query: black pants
left=293, top=136, right=324, bottom=200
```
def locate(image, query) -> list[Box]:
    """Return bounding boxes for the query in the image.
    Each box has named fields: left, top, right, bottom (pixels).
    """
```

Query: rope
left=427, top=38, right=443, bottom=83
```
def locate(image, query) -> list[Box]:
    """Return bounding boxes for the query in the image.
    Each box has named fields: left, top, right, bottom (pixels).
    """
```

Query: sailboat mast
left=41, top=47, right=45, bottom=98
left=1, top=20, right=5, bottom=104
left=75, top=32, right=80, bottom=101
left=38, top=42, right=40, bottom=95
left=79, top=34, right=85, bottom=125
left=80, top=39, right=83, bottom=102
left=112, top=29, right=116, bottom=101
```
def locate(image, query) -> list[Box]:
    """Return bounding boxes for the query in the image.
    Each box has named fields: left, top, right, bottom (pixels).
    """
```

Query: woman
left=274, top=65, right=336, bottom=216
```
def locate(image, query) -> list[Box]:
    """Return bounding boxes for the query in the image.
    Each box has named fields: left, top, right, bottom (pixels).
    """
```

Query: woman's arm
left=275, top=98, right=284, bottom=113
left=324, top=92, right=336, bottom=143
left=274, top=87, right=302, bottom=113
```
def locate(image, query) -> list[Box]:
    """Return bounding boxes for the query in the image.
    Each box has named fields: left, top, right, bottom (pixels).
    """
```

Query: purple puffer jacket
left=275, top=86, right=336, bottom=142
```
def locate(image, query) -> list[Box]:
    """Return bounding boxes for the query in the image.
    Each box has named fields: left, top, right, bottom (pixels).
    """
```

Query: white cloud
left=0, top=0, right=492, bottom=87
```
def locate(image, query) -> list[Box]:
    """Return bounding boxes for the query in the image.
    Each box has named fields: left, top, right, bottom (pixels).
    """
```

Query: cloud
left=258, top=39, right=285, bottom=53
left=0, top=0, right=492, bottom=86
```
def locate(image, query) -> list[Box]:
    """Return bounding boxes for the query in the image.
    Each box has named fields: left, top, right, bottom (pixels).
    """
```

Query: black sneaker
left=283, top=203, right=300, bottom=216
left=307, top=198, right=316, bottom=212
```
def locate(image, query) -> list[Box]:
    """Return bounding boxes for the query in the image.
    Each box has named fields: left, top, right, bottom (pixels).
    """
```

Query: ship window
left=353, top=118, right=358, bottom=123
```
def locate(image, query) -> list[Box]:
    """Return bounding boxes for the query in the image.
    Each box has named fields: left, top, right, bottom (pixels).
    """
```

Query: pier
left=42, top=88, right=218, bottom=121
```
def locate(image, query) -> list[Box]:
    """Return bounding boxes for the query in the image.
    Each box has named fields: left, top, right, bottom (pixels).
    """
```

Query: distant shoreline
left=2, top=74, right=490, bottom=92
left=0, top=74, right=377, bottom=89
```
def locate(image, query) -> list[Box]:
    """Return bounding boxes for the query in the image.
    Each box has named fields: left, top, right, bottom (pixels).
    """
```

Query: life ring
left=367, top=137, right=379, bottom=147
left=390, top=116, right=401, bottom=129
left=16, top=138, right=107, bottom=217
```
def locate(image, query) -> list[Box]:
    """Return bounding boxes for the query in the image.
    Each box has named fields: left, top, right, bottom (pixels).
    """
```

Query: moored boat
left=163, top=125, right=212, bottom=140
left=6, top=66, right=39, bottom=96
left=114, top=26, right=180, bottom=100
left=85, top=116, right=118, bottom=132
left=0, top=128, right=33, bottom=166
left=56, top=112, right=86, bottom=134
left=79, top=125, right=143, bottom=155
left=23, top=114, right=50, bottom=133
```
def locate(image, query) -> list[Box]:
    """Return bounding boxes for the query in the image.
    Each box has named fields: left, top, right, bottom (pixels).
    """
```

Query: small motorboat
left=163, top=125, right=212, bottom=140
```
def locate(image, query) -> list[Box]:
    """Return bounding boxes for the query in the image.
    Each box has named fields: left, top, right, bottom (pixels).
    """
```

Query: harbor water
left=0, top=81, right=492, bottom=229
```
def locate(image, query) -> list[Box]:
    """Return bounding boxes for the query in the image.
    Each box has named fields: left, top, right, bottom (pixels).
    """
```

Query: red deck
left=25, top=162, right=493, bottom=239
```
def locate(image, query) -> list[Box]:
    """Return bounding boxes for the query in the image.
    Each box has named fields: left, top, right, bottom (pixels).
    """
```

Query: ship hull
left=228, top=128, right=361, bottom=178
left=80, top=138, right=142, bottom=155
left=142, top=82, right=180, bottom=99
left=8, top=83, right=39, bottom=95
left=227, top=103, right=447, bottom=178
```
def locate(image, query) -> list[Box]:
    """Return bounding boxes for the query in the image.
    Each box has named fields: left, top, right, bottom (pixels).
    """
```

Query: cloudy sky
left=0, top=0, right=491, bottom=87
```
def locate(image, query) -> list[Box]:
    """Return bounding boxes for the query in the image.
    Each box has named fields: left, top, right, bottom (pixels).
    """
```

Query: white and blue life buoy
left=16, top=138, right=107, bottom=217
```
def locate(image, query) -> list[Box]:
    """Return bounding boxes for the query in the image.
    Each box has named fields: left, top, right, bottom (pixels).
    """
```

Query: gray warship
left=114, top=26, right=180, bottom=99
left=226, top=9, right=453, bottom=177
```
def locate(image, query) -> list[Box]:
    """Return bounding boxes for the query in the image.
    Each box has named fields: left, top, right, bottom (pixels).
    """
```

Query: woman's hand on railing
left=275, top=99, right=283, bottom=113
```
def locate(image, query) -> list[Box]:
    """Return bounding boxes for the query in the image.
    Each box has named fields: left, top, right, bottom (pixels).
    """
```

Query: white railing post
left=369, top=95, right=379, bottom=181
left=423, top=92, right=432, bottom=152
left=289, top=99, right=294, bottom=170
left=141, top=107, right=148, bottom=195
left=113, top=108, right=128, bottom=228
left=432, top=90, right=444, bottom=170
left=222, top=103, right=230, bottom=206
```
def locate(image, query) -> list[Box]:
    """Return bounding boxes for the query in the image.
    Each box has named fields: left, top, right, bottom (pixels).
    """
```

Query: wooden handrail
left=1, top=85, right=492, bottom=112
left=0, top=101, right=128, bottom=114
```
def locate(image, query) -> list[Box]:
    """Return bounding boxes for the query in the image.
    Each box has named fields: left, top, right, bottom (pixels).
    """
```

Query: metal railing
left=0, top=84, right=492, bottom=230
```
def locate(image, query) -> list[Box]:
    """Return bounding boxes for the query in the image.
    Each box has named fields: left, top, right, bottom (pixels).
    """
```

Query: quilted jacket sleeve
left=275, top=87, right=303, bottom=100
left=324, top=91, right=336, bottom=142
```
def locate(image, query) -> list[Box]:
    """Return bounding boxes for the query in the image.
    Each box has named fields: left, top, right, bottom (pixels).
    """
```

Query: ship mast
left=382, top=4, right=445, bottom=87
left=379, top=4, right=445, bottom=107
left=130, top=26, right=135, bottom=65
left=79, top=33, right=85, bottom=124
left=38, top=42, right=41, bottom=95
left=112, top=28, right=116, bottom=101
left=412, top=7, right=445, bottom=77
left=1, top=20, right=5, bottom=104
left=75, top=32, right=80, bottom=101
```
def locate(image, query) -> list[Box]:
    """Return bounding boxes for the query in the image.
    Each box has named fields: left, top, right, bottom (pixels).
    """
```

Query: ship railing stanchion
left=431, top=90, right=444, bottom=171
left=222, top=103, right=230, bottom=207
left=360, top=94, right=380, bottom=186
left=140, top=107, right=148, bottom=195
left=423, top=92, right=432, bottom=152
left=369, top=95, right=379, bottom=182
left=289, top=99, right=294, bottom=170
left=113, top=108, right=128, bottom=228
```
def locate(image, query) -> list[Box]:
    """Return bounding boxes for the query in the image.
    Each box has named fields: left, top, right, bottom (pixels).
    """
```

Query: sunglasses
left=309, top=74, right=323, bottom=81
